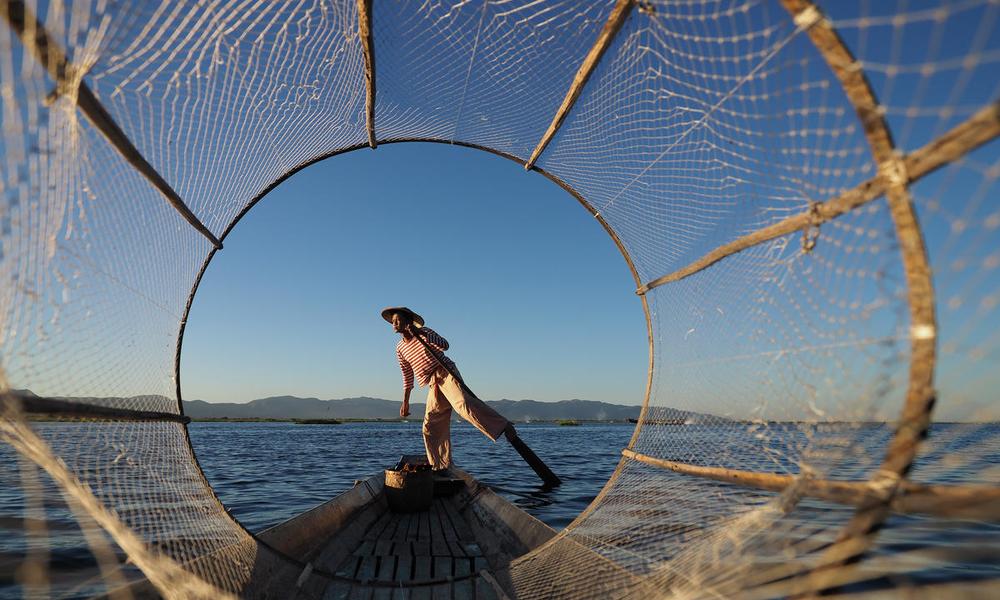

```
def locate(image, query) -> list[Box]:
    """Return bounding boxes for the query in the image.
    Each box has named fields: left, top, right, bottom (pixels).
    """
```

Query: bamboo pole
left=904, top=100, right=1000, bottom=180
left=779, top=1, right=939, bottom=592
left=4, top=391, right=192, bottom=424
left=409, top=328, right=562, bottom=487
left=621, top=449, right=1000, bottom=521
left=637, top=99, right=1000, bottom=294
left=357, top=0, right=376, bottom=149
left=0, top=406, right=236, bottom=600
left=1, top=0, right=222, bottom=249
left=524, top=0, right=636, bottom=170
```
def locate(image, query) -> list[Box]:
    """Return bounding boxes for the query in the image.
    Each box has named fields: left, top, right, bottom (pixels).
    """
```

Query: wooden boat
left=253, top=455, right=556, bottom=599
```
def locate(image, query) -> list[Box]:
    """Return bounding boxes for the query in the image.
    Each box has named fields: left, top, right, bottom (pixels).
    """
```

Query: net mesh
left=1, top=0, right=998, bottom=598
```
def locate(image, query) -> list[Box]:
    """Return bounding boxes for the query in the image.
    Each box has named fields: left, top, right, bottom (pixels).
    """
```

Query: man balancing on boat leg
left=382, top=306, right=517, bottom=472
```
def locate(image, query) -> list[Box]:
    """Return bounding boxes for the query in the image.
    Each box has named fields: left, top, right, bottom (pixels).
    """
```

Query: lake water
left=1, top=422, right=997, bottom=598
left=188, top=421, right=630, bottom=532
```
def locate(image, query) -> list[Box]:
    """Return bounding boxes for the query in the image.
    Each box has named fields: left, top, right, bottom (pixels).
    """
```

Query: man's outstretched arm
left=397, top=349, right=414, bottom=417
left=400, top=386, right=412, bottom=418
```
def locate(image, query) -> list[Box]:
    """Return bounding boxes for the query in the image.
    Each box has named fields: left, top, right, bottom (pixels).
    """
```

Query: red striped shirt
left=396, top=328, right=457, bottom=390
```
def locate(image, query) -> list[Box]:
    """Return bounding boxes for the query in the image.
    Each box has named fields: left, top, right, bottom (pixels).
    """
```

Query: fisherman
left=382, top=306, right=516, bottom=471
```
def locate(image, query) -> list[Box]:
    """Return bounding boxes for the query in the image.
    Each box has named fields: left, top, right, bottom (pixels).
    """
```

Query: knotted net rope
left=1, top=0, right=998, bottom=598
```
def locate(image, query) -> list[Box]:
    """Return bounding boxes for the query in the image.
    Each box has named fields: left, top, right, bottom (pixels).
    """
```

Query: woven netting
left=1, top=0, right=998, bottom=598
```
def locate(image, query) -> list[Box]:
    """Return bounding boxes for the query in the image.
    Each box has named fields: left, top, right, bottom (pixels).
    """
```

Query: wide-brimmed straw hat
left=380, top=306, right=424, bottom=327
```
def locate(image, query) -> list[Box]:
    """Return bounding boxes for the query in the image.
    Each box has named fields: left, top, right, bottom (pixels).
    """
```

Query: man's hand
left=400, top=401, right=410, bottom=418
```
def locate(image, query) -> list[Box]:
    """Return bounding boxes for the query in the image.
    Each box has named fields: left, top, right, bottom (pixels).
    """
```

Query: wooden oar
left=409, top=328, right=562, bottom=487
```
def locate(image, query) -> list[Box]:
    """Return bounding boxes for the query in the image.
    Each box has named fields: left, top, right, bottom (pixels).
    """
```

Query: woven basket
left=384, top=469, right=434, bottom=513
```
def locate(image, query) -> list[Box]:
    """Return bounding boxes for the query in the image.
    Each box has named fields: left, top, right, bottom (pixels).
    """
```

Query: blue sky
left=180, top=142, right=648, bottom=404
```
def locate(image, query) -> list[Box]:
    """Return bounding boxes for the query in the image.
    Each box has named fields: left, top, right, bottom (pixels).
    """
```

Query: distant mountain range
left=182, top=396, right=644, bottom=421
left=13, top=388, right=714, bottom=422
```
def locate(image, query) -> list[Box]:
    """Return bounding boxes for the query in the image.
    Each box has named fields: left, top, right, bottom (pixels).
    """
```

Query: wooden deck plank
left=354, top=540, right=376, bottom=557
left=431, top=538, right=450, bottom=557
left=454, top=558, right=471, bottom=578
left=417, top=511, right=429, bottom=540
left=323, top=580, right=353, bottom=600
left=377, top=556, right=397, bottom=582
left=395, top=556, right=413, bottom=582
left=348, top=584, right=373, bottom=600
left=428, top=503, right=444, bottom=539
left=393, top=514, right=413, bottom=541
left=436, top=501, right=459, bottom=542
left=448, top=540, right=467, bottom=558
left=429, top=504, right=450, bottom=556
left=392, top=540, right=412, bottom=556
left=336, top=556, right=362, bottom=579
left=418, top=511, right=431, bottom=540
left=454, top=560, right=475, bottom=599
left=432, top=556, right=453, bottom=580
left=413, top=556, right=432, bottom=581
left=373, top=539, right=394, bottom=556
left=312, top=500, right=386, bottom=574
left=373, top=589, right=394, bottom=600
left=441, top=498, right=476, bottom=542
left=391, top=588, right=411, bottom=600
left=409, top=586, right=430, bottom=600
left=357, top=556, right=378, bottom=582
left=472, top=557, right=488, bottom=573
left=411, top=539, right=431, bottom=557
left=430, top=583, right=452, bottom=600
left=379, top=510, right=402, bottom=540
left=474, top=576, right=500, bottom=600
left=410, top=512, right=425, bottom=540
left=453, top=578, right=474, bottom=600
left=368, top=510, right=394, bottom=540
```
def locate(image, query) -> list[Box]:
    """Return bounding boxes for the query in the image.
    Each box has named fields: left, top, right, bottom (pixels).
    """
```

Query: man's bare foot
left=503, top=423, right=518, bottom=442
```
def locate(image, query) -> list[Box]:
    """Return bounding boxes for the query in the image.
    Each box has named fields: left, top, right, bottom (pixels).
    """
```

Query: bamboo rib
left=523, top=0, right=635, bottom=170
left=357, top=0, right=376, bottom=149
left=0, top=412, right=236, bottom=599
left=779, top=1, right=938, bottom=592
left=905, top=99, right=1000, bottom=180
left=169, top=137, right=656, bottom=530
left=4, top=391, right=192, bottom=424
left=637, top=99, right=1000, bottom=294
left=738, top=548, right=1000, bottom=600
left=1, top=1, right=223, bottom=250
left=637, top=180, right=881, bottom=293
left=621, top=449, right=1000, bottom=521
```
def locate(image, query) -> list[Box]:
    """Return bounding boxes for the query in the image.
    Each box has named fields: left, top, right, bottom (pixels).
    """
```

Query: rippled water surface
left=189, top=421, right=632, bottom=532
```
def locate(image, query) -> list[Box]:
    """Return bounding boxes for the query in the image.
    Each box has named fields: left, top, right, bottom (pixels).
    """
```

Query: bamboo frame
left=622, top=449, right=1000, bottom=521
left=523, top=0, right=635, bottom=170
left=357, top=0, right=377, bottom=149
left=779, top=0, right=938, bottom=591
left=637, top=99, right=1000, bottom=294
left=1, top=1, right=223, bottom=250
left=3, top=391, right=191, bottom=424
left=3, top=1, right=992, bottom=592
left=170, top=136, right=657, bottom=561
left=748, top=562, right=1000, bottom=600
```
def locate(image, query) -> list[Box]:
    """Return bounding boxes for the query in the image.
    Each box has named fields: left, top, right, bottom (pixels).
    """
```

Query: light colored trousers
left=424, top=366, right=509, bottom=469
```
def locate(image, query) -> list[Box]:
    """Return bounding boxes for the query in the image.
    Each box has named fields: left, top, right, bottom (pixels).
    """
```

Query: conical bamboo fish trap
left=2, top=1, right=999, bottom=598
